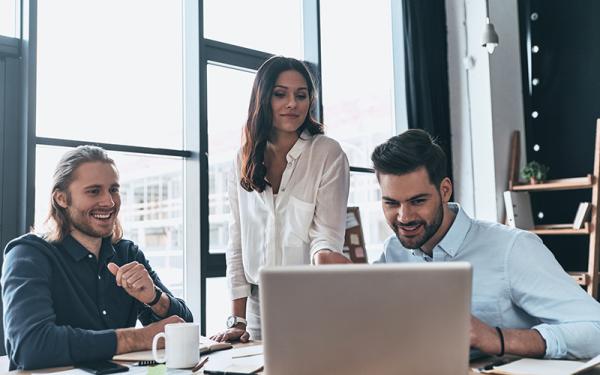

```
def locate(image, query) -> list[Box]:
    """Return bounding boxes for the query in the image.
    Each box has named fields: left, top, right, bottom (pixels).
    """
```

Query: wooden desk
left=3, top=351, right=600, bottom=374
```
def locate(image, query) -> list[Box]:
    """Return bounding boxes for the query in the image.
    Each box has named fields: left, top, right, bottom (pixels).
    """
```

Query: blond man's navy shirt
left=376, top=203, right=600, bottom=359
left=2, top=234, right=193, bottom=370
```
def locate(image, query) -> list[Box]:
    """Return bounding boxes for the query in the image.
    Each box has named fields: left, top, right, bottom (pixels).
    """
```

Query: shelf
left=570, top=272, right=590, bottom=286
left=511, top=175, right=593, bottom=192
left=530, top=223, right=590, bottom=235
left=569, top=272, right=600, bottom=286
left=507, top=122, right=600, bottom=298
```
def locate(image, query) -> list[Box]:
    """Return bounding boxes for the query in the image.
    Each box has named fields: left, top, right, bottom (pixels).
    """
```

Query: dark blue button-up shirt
left=2, top=234, right=193, bottom=370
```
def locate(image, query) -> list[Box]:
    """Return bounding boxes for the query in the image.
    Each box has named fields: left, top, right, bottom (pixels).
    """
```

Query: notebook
left=202, top=345, right=264, bottom=374
left=112, top=336, right=232, bottom=361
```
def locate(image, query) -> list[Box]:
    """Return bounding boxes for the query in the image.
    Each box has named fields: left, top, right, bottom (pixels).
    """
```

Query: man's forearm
left=232, top=297, right=247, bottom=319
left=471, top=316, right=546, bottom=357
left=114, top=315, right=184, bottom=355
left=504, top=328, right=546, bottom=357
left=115, top=327, right=152, bottom=354
left=149, top=293, right=171, bottom=318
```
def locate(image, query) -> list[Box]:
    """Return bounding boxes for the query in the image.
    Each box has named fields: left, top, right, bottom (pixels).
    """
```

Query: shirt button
left=88, top=254, right=93, bottom=259
left=281, top=188, right=286, bottom=192
left=102, top=310, right=107, bottom=315
left=98, top=275, right=102, bottom=280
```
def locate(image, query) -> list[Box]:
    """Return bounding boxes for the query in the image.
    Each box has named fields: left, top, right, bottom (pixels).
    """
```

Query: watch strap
left=147, top=286, right=163, bottom=306
left=227, top=315, right=247, bottom=328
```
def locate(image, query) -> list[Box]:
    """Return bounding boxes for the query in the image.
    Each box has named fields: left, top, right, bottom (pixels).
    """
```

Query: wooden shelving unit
left=570, top=272, right=590, bottom=286
left=511, top=175, right=593, bottom=192
left=530, top=223, right=590, bottom=236
left=508, top=120, right=600, bottom=298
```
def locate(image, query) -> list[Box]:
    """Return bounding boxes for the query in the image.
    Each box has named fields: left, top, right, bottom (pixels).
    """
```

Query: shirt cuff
left=230, top=284, right=252, bottom=300
left=164, top=294, right=185, bottom=320
left=310, top=243, right=341, bottom=263
left=533, top=324, right=567, bottom=358
left=70, top=329, right=117, bottom=363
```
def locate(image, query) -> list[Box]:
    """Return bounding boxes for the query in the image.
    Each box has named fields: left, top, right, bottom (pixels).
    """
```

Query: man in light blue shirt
left=371, top=129, right=600, bottom=359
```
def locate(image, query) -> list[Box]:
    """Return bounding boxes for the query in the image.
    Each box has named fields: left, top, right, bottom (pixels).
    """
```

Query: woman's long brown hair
left=240, top=56, right=324, bottom=192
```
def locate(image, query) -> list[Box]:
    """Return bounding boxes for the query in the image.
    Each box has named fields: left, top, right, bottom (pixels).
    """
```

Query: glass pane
left=203, top=0, right=303, bottom=58
left=206, top=277, right=229, bottom=336
left=36, top=0, right=184, bottom=149
left=35, top=145, right=185, bottom=297
left=320, top=0, right=396, bottom=167
left=207, top=64, right=255, bottom=254
left=0, top=0, right=19, bottom=37
left=348, top=172, right=393, bottom=262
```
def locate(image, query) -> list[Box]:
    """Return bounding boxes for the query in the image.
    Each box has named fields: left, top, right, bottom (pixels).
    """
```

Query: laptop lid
left=260, top=262, right=472, bottom=375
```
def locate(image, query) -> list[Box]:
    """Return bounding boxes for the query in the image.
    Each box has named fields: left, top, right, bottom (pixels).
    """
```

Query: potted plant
left=521, top=161, right=550, bottom=184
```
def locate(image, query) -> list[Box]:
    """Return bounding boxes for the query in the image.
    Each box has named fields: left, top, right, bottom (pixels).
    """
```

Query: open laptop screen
left=260, top=263, right=472, bottom=375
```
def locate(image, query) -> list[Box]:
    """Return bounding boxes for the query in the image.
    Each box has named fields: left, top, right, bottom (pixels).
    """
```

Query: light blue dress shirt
left=376, top=203, right=600, bottom=359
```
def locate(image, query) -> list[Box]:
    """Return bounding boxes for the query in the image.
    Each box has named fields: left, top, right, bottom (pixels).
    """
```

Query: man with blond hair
left=2, top=145, right=193, bottom=370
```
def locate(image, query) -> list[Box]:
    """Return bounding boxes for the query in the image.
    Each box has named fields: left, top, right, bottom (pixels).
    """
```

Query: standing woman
left=211, top=56, right=350, bottom=342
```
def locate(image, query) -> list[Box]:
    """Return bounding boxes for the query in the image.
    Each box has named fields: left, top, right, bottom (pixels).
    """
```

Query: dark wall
left=519, top=0, right=600, bottom=271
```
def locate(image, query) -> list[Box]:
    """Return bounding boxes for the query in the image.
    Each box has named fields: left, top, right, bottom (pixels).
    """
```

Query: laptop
left=260, top=262, right=472, bottom=375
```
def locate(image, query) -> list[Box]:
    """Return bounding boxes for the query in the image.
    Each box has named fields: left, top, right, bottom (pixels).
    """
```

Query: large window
left=0, top=0, right=19, bottom=38
left=34, top=1, right=193, bottom=306
left=320, top=0, right=397, bottom=260
left=207, top=64, right=255, bottom=255
left=36, top=0, right=184, bottom=149
left=203, top=0, right=304, bottom=58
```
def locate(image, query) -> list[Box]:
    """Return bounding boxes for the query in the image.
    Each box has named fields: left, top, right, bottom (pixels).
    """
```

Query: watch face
left=227, top=316, right=235, bottom=328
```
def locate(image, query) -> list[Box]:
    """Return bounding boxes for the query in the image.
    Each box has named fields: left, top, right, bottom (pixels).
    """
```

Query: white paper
left=350, top=233, right=360, bottom=245
left=37, top=366, right=147, bottom=375
left=481, top=354, right=600, bottom=375
left=204, top=347, right=264, bottom=374
left=573, top=353, right=600, bottom=374
left=229, top=344, right=263, bottom=358
left=488, top=358, right=582, bottom=374
left=37, top=370, right=90, bottom=375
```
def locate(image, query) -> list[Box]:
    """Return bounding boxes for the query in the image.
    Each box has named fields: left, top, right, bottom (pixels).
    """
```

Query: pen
left=192, top=357, right=209, bottom=373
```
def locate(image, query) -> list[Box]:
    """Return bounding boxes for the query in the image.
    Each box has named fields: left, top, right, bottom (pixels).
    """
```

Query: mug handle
left=152, top=332, right=167, bottom=363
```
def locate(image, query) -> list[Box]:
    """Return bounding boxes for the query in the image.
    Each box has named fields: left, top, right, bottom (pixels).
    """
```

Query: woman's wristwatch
left=226, top=316, right=247, bottom=329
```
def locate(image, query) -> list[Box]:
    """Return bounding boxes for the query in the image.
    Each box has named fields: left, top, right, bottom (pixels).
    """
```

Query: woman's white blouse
left=226, top=132, right=350, bottom=299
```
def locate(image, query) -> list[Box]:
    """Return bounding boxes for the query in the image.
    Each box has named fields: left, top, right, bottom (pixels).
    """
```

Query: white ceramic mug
left=152, top=322, right=199, bottom=368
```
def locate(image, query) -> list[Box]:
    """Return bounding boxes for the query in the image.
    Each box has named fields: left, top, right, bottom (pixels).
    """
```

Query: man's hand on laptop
left=115, top=315, right=184, bottom=354
left=210, top=327, right=250, bottom=343
left=313, top=250, right=352, bottom=265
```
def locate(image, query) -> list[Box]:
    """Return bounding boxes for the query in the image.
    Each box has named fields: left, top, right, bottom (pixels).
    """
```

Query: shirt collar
left=435, top=203, right=472, bottom=258
left=286, top=129, right=312, bottom=162
left=62, top=235, right=116, bottom=262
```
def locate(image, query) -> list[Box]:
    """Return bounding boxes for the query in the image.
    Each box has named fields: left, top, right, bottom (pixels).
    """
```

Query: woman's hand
left=210, top=327, right=250, bottom=343
left=313, top=250, right=352, bottom=265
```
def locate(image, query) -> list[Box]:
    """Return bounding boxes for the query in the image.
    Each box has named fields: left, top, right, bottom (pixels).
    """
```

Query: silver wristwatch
left=226, top=315, right=247, bottom=328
